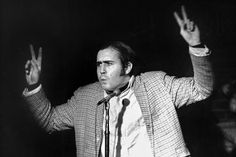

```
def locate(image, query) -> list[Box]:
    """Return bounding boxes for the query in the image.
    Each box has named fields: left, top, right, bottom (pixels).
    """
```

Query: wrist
left=27, top=82, right=40, bottom=91
left=190, top=43, right=205, bottom=48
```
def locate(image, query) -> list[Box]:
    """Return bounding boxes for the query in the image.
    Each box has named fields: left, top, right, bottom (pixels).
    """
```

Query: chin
left=101, top=85, right=115, bottom=92
left=101, top=84, right=110, bottom=90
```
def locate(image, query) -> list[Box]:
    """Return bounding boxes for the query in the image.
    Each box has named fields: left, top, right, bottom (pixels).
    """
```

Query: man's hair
left=99, top=41, right=139, bottom=76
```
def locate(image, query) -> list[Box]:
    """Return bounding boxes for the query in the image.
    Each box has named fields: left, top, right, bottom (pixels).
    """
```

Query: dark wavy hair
left=99, top=41, right=139, bottom=76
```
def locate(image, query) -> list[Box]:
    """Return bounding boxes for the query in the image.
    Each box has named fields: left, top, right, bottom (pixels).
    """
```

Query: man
left=23, top=6, right=214, bottom=157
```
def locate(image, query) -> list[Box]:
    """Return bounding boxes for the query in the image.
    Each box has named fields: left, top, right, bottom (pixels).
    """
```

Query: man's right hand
left=25, top=44, right=42, bottom=85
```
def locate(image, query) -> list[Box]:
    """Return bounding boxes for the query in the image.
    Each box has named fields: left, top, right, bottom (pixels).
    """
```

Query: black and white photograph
left=1, top=0, right=236, bottom=157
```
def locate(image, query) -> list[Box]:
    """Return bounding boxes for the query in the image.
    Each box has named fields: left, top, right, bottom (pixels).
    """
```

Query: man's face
left=96, top=47, right=129, bottom=92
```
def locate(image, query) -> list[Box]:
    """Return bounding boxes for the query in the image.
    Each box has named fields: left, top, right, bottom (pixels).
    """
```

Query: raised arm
left=23, top=45, right=75, bottom=132
left=165, top=6, right=214, bottom=107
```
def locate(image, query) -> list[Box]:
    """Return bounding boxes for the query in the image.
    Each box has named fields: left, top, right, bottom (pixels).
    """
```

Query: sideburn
left=119, top=66, right=126, bottom=76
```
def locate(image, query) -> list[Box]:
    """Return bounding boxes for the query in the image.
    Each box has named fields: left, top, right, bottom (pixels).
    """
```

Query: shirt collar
left=126, top=75, right=135, bottom=91
left=104, top=75, right=135, bottom=97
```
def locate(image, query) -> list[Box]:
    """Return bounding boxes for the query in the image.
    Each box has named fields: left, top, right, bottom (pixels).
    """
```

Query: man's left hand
left=174, top=5, right=201, bottom=46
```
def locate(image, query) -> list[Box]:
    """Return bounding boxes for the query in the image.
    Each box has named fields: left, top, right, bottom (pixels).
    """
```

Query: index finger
left=181, top=5, right=188, bottom=22
left=30, top=44, right=36, bottom=60
left=174, top=12, right=183, bottom=28
left=37, top=47, right=42, bottom=66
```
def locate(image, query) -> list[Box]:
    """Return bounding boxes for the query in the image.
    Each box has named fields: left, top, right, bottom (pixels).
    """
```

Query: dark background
left=1, top=0, right=236, bottom=157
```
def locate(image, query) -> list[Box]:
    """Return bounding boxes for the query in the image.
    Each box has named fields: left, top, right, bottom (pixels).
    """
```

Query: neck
left=119, top=75, right=131, bottom=90
left=106, top=76, right=131, bottom=94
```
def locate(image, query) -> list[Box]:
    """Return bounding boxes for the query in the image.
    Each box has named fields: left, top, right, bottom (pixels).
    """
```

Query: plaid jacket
left=24, top=54, right=213, bottom=157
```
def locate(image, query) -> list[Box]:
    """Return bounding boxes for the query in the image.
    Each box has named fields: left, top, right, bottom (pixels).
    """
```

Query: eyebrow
left=96, top=60, right=114, bottom=64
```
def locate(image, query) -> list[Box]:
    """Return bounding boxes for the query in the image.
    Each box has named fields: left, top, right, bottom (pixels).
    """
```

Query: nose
left=100, top=63, right=106, bottom=74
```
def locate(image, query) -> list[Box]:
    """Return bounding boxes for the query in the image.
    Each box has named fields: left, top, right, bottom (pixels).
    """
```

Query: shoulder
left=137, top=71, right=168, bottom=82
left=134, top=71, right=176, bottom=89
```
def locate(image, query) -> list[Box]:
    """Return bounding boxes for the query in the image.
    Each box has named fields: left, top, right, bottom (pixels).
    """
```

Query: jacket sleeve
left=23, top=88, right=79, bottom=133
left=163, top=52, right=214, bottom=108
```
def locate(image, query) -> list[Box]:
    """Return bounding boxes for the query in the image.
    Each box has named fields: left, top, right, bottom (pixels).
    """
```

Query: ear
left=125, top=62, right=133, bottom=75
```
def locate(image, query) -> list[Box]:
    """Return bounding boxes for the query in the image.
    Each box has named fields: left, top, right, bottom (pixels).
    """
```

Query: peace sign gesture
left=25, top=44, right=42, bottom=85
left=174, top=5, right=201, bottom=46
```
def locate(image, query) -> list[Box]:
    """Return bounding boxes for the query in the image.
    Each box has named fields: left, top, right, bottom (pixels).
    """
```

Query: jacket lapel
left=95, top=85, right=105, bottom=156
left=133, top=76, right=154, bottom=151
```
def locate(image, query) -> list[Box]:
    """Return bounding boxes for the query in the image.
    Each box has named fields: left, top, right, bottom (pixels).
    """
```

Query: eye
left=106, top=62, right=113, bottom=66
left=96, top=62, right=101, bottom=67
